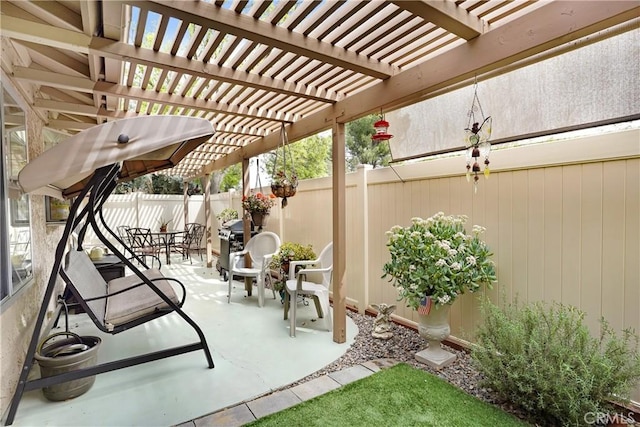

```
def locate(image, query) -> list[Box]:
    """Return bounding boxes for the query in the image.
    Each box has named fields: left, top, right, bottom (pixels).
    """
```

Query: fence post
left=352, top=164, right=371, bottom=313
left=183, top=181, right=189, bottom=228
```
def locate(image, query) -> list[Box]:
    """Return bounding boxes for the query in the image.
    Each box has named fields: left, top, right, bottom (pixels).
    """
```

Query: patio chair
left=228, top=231, right=281, bottom=307
left=283, top=242, right=333, bottom=337
left=116, top=225, right=130, bottom=245
left=175, top=223, right=205, bottom=263
left=127, top=227, right=164, bottom=269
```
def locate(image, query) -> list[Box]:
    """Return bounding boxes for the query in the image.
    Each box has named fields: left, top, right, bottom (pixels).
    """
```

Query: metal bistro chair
left=127, top=227, right=164, bottom=269
left=284, top=242, right=333, bottom=337
left=175, top=223, right=205, bottom=263
left=228, top=231, right=280, bottom=307
left=116, top=225, right=131, bottom=249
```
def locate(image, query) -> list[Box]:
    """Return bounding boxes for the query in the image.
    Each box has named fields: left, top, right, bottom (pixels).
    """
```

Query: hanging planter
left=271, top=123, right=298, bottom=208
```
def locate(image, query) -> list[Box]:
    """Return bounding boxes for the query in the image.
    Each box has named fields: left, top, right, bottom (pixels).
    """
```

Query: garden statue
left=371, top=303, right=396, bottom=340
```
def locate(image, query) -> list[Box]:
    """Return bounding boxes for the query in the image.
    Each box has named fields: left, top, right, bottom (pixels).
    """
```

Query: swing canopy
left=18, top=115, right=214, bottom=199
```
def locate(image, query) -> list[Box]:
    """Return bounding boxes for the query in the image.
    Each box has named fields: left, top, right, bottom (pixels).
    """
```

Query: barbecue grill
left=217, top=219, right=255, bottom=280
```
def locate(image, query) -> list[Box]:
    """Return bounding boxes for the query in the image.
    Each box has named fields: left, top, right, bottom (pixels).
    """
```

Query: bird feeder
left=371, top=117, right=393, bottom=145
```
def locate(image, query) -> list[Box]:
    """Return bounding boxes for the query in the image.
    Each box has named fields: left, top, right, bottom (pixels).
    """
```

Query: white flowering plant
left=382, top=212, right=496, bottom=310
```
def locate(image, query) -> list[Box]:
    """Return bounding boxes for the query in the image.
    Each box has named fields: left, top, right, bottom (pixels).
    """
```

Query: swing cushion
left=105, top=268, right=179, bottom=328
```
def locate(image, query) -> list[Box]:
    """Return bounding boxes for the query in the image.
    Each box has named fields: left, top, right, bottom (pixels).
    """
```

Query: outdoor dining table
left=150, top=230, right=185, bottom=265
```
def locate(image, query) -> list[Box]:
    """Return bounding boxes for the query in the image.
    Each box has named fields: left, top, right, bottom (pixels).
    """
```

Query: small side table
left=92, top=254, right=126, bottom=281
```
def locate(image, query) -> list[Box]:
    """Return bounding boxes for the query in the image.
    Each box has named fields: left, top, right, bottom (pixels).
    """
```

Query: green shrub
left=471, top=298, right=640, bottom=427
left=216, top=208, right=238, bottom=223
left=269, top=242, right=316, bottom=291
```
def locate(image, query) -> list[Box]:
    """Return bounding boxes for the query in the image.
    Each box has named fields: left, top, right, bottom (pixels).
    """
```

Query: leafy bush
left=216, top=208, right=238, bottom=223
left=471, top=298, right=640, bottom=426
left=269, top=242, right=316, bottom=291
left=382, top=212, right=496, bottom=309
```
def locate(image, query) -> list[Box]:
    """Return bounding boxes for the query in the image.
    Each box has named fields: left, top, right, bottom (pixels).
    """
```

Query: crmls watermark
left=584, top=411, right=636, bottom=425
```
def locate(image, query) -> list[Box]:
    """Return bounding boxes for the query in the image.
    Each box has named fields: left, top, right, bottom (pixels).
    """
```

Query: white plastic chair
left=227, top=231, right=281, bottom=307
left=283, top=242, right=333, bottom=337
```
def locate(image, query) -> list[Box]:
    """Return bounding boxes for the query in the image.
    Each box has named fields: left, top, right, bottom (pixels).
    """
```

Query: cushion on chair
left=105, top=268, right=179, bottom=328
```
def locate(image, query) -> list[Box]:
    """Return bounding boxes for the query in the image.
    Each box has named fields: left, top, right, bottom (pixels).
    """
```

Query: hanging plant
left=271, top=123, right=298, bottom=208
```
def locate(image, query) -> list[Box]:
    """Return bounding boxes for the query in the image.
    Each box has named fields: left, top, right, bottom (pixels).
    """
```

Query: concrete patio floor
left=10, top=254, right=357, bottom=427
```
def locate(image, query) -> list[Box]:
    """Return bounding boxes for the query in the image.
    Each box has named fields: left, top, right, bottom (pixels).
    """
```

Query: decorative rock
left=371, top=303, right=396, bottom=340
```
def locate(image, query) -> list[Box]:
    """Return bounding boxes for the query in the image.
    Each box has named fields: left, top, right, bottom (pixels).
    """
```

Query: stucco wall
left=0, top=106, right=65, bottom=415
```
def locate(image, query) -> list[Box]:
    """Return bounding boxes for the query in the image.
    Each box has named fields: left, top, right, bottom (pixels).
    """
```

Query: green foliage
left=472, top=298, right=640, bottom=426
left=150, top=174, right=183, bottom=194
left=270, top=242, right=316, bottom=270
left=346, top=115, right=392, bottom=171
left=264, top=134, right=331, bottom=182
left=219, top=163, right=242, bottom=192
left=113, top=176, right=151, bottom=194
left=382, top=212, right=496, bottom=309
left=216, top=208, right=238, bottom=223
left=269, top=242, right=317, bottom=291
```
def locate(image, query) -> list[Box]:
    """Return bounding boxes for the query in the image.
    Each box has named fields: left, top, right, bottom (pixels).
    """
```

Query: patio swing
left=5, top=116, right=215, bottom=426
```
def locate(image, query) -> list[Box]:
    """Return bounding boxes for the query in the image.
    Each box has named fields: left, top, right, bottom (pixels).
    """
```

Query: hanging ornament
left=371, top=111, right=393, bottom=145
left=464, top=78, right=492, bottom=193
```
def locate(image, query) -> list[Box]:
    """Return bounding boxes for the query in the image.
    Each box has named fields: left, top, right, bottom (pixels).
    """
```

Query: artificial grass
left=247, top=363, right=528, bottom=427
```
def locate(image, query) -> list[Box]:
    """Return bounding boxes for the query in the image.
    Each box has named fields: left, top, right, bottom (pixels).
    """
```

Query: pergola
left=1, top=0, right=638, bottom=342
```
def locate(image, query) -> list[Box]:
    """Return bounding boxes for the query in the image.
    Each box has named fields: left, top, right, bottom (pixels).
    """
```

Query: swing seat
left=62, top=250, right=184, bottom=333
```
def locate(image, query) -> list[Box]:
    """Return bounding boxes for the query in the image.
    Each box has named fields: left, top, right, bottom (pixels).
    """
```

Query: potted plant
left=382, top=212, right=496, bottom=368
left=216, top=208, right=239, bottom=225
left=241, top=192, right=276, bottom=227
left=157, top=217, right=172, bottom=232
left=269, top=242, right=317, bottom=297
left=270, top=123, right=298, bottom=208
left=271, top=169, right=298, bottom=202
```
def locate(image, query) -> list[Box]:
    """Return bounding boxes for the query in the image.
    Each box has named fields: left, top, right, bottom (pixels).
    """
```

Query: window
left=2, top=86, right=33, bottom=302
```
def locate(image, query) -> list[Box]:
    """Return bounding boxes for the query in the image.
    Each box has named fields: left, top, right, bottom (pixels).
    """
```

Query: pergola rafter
left=2, top=0, right=638, bottom=343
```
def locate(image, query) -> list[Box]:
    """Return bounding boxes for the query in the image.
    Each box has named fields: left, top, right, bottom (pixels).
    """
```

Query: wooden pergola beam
left=391, top=0, right=484, bottom=40
left=197, top=0, right=640, bottom=175
left=140, top=0, right=397, bottom=79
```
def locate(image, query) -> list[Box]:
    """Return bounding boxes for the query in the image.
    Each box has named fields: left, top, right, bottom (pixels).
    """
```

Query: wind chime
left=464, top=79, right=492, bottom=193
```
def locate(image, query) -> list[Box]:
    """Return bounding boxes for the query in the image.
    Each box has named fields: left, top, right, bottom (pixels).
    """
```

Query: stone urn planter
left=415, top=301, right=456, bottom=369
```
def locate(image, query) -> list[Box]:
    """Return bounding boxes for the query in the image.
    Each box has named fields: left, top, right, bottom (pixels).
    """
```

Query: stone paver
left=183, top=362, right=395, bottom=426
left=246, top=389, right=301, bottom=419
left=290, top=374, right=341, bottom=401
left=328, top=364, right=374, bottom=386
left=361, top=358, right=400, bottom=373
left=193, top=404, right=255, bottom=427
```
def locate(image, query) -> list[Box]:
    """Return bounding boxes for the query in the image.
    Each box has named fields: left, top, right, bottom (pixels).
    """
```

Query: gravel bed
left=288, top=310, right=530, bottom=423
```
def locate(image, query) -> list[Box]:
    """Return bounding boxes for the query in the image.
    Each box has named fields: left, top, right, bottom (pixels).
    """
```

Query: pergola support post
left=332, top=120, right=347, bottom=343
left=204, top=173, right=212, bottom=268
left=242, top=158, right=253, bottom=294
